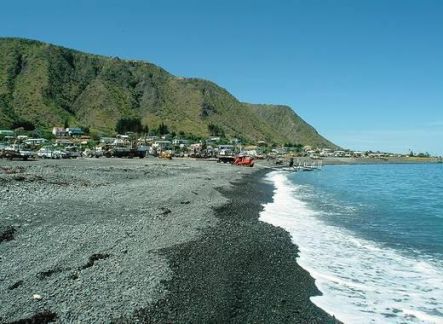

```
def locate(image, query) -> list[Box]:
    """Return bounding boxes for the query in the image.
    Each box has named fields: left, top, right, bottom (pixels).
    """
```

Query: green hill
left=0, top=37, right=336, bottom=147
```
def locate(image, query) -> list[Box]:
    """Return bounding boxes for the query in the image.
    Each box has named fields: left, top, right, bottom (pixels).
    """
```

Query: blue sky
left=1, top=0, right=442, bottom=154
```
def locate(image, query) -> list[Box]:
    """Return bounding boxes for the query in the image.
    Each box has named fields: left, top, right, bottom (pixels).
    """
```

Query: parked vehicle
left=104, top=145, right=146, bottom=158
left=3, top=144, right=35, bottom=160
left=52, top=149, right=68, bottom=159
left=234, top=155, right=255, bottom=167
left=37, top=147, right=55, bottom=159
left=217, top=144, right=236, bottom=163
left=83, top=148, right=104, bottom=158
left=159, top=151, right=172, bottom=159
left=64, top=146, right=81, bottom=158
left=217, top=155, right=235, bottom=163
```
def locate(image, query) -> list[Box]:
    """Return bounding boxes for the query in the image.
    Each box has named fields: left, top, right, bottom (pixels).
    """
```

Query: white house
left=52, top=127, right=67, bottom=137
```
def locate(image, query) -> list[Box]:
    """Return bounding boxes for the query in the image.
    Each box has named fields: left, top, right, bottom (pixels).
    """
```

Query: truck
left=217, top=145, right=235, bottom=163
left=3, top=144, right=35, bottom=161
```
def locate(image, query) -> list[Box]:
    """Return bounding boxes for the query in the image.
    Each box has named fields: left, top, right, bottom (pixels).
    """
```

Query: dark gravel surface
left=124, top=169, right=338, bottom=323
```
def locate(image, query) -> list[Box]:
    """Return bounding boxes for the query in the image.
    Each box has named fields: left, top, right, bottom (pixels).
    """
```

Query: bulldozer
left=159, top=150, right=172, bottom=160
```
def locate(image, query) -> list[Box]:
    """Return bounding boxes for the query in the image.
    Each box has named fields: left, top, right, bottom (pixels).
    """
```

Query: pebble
left=32, top=294, right=43, bottom=301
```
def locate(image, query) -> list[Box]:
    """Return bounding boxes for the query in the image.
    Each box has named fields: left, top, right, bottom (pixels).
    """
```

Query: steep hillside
left=0, top=37, right=335, bottom=147
left=248, top=104, right=337, bottom=148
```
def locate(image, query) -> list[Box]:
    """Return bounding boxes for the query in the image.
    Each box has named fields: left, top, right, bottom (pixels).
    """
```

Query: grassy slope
left=0, top=37, right=335, bottom=147
left=248, top=104, right=338, bottom=149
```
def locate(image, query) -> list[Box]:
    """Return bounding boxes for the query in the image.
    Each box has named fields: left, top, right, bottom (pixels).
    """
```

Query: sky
left=1, top=0, right=442, bottom=154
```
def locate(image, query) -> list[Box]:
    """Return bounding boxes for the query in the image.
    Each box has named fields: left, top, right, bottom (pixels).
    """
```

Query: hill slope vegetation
left=0, top=38, right=335, bottom=148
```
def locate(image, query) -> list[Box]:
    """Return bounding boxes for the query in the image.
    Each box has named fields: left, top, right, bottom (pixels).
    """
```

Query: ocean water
left=260, top=164, right=443, bottom=323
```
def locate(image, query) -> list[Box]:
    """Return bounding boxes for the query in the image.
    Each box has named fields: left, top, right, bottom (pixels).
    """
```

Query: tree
left=207, top=123, right=225, bottom=137
left=11, top=120, right=35, bottom=131
left=81, top=126, right=90, bottom=135
left=158, top=122, right=169, bottom=135
left=115, top=117, right=143, bottom=134
left=64, top=119, right=69, bottom=129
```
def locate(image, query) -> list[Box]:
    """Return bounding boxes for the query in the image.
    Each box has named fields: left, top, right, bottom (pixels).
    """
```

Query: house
left=25, top=138, right=48, bottom=146
left=52, top=127, right=67, bottom=137
left=209, top=137, right=221, bottom=143
left=55, top=139, right=74, bottom=146
left=0, top=130, right=15, bottom=137
left=333, top=150, right=346, bottom=157
left=172, top=139, right=190, bottom=146
left=205, top=138, right=219, bottom=146
left=139, top=136, right=159, bottom=144
left=319, top=148, right=333, bottom=157
left=161, top=134, right=172, bottom=140
left=66, top=128, right=84, bottom=137
left=100, top=137, right=116, bottom=144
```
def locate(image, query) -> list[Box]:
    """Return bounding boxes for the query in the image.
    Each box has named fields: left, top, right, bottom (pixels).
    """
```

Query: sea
left=260, top=163, right=443, bottom=324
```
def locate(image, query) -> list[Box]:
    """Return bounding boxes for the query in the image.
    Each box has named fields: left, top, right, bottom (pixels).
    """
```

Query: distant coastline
left=321, top=156, right=440, bottom=165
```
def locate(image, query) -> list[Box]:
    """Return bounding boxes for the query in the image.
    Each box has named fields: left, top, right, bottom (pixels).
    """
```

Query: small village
left=0, top=126, right=437, bottom=165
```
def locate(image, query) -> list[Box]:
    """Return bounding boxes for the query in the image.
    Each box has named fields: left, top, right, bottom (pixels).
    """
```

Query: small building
left=161, top=134, right=173, bottom=140
left=66, top=128, right=84, bottom=137
left=319, top=148, right=333, bottom=157
left=172, top=139, right=190, bottom=146
left=333, top=150, right=346, bottom=157
left=145, top=135, right=159, bottom=141
left=52, top=127, right=67, bottom=137
left=209, top=137, right=221, bottom=143
left=100, top=137, right=116, bottom=144
left=139, top=136, right=159, bottom=144
left=25, top=138, right=48, bottom=146
left=0, top=130, right=15, bottom=137
left=55, top=139, right=74, bottom=146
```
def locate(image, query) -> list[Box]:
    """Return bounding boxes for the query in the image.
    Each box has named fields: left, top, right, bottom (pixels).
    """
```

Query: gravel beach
left=0, top=158, right=336, bottom=323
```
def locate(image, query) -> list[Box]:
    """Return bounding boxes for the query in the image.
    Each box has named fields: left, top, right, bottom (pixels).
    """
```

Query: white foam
left=260, top=172, right=443, bottom=324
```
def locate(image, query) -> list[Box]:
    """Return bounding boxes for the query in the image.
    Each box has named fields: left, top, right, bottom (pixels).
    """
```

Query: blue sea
left=260, top=164, right=443, bottom=323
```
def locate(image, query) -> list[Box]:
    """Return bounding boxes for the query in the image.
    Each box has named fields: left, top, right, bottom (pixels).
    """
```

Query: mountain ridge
left=0, top=37, right=336, bottom=148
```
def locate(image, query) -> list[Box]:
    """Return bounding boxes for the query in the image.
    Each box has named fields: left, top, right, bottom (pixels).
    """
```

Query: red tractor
left=234, top=155, right=255, bottom=167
